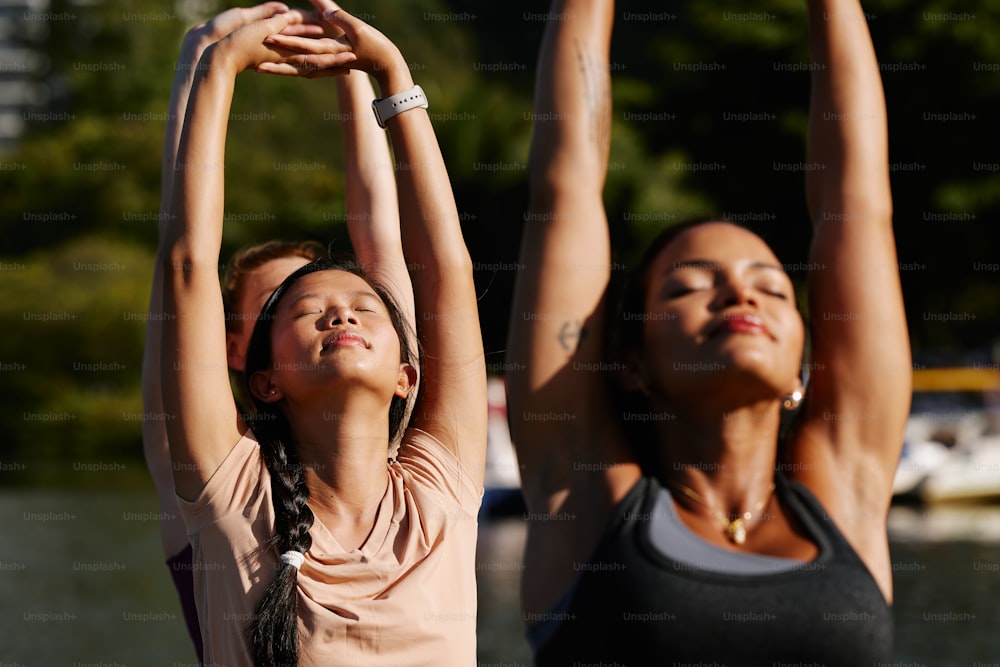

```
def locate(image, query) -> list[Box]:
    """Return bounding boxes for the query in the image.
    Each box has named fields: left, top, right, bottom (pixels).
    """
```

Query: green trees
left=2, top=0, right=997, bottom=472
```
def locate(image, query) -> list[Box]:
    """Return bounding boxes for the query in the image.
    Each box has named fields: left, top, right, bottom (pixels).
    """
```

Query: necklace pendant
left=726, top=519, right=747, bottom=545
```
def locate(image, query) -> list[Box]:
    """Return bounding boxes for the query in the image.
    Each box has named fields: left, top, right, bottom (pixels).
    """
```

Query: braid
left=248, top=413, right=315, bottom=666
left=240, top=256, right=419, bottom=663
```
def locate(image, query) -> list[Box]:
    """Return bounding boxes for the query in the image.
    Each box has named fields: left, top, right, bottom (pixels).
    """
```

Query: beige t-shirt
left=178, top=428, right=483, bottom=666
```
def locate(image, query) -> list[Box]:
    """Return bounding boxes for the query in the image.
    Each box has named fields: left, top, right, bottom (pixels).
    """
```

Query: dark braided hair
left=242, top=256, right=418, bottom=665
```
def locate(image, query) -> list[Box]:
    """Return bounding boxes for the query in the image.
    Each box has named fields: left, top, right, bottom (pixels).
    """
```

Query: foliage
left=1, top=0, right=999, bottom=471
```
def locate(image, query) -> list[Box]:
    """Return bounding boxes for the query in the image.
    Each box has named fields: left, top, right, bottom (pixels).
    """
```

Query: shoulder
left=176, top=430, right=268, bottom=528
left=395, top=427, right=484, bottom=512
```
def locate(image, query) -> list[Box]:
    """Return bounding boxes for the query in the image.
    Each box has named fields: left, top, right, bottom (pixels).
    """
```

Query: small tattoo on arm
left=575, top=41, right=612, bottom=157
left=558, top=320, right=588, bottom=352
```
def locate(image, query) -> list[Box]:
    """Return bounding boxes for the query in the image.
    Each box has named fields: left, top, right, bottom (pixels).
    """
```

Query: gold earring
left=782, top=390, right=803, bottom=410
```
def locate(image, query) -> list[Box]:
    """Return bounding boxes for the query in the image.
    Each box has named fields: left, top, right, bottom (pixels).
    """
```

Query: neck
left=282, top=391, right=393, bottom=521
left=651, top=396, right=782, bottom=517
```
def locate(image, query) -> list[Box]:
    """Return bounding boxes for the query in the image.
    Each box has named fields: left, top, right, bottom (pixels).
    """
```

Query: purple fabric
left=166, top=544, right=204, bottom=664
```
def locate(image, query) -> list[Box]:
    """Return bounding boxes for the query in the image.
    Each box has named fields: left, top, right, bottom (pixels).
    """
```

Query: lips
left=710, top=312, right=769, bottom=337
left=321, top=330, right=368, bottom=351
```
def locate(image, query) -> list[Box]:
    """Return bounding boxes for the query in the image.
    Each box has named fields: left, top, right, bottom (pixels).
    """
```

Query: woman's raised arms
left=789, top=0, right=911, bottom=601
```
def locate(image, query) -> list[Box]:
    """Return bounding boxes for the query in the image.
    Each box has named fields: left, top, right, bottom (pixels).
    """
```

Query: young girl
left=141, top=4, right=412, bottom=660
left=158, top=6, right=485, bottom=664
left=507, top=1, right=909, bottom=664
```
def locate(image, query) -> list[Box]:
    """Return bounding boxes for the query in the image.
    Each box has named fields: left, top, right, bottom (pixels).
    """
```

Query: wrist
left=199, top=41, right=241, bottom=80
left=181, top=28, right=215, bottom=58
left=372, top=85, right=427, bottom=129
left=371, top=53, right=414, bottom=97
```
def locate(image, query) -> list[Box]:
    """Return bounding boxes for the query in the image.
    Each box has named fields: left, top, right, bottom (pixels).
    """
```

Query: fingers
left=204, top=2, right=290, bottom=41
left=264, top=33, right=351, bottom=56
left=307, top=0, right=340, bottom=13
left=256, top=61, right=350, bottom=79
left=255, top=50, right=357, bottom=76
left=278, top=23, right=326, bottom=38
left=241, top=2, right=290, bottom=21
left=323, top=8, right=356, bottom=38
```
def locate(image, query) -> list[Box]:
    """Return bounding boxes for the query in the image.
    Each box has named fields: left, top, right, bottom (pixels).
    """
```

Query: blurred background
left=1, top=0, right=998, bottom=664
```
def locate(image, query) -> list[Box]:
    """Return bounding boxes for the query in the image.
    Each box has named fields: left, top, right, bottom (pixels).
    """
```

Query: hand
left=184, top=2, right=291, bottom=49
left=210, top=9, right=355, bottom=77
left=261, top=9, right=413, bottom=93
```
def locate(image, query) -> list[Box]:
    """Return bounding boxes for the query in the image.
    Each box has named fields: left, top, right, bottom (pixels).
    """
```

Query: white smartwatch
left=371, top=85, right=428, bottom=129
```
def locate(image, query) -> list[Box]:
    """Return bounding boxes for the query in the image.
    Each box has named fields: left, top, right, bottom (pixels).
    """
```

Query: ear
left=394, top=362, right=417, bottom=399
left=622, top=354, right=651, bottom=397
left=226, top=331, right=246, bottom=373
left=249, top=369, right=283, bottom=403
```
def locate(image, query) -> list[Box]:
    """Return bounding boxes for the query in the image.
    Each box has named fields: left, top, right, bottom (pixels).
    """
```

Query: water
left=1, top=488, right=998, bottom=665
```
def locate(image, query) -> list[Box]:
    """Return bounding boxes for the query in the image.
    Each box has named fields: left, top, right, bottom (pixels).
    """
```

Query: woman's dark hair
left=241, top=255, right=417, bottom=666
left=605, top=217, right=720, bottom=475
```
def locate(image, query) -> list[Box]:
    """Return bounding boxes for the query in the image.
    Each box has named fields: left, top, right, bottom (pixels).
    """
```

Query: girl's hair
left=221, top=240, right=327, bottom=412
left=241, top=255, right=418, bottom=666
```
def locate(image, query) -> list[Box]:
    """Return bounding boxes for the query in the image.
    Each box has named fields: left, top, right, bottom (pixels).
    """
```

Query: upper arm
left=506, top=1, right=620, bottom=508
left=404, top=251, right=486, bottom=488
left=791, top=0, right=910, bottom=511
left=383, top=107, right=487, bottom=489
left=161, top=255, right=243, bottom=501
left=791, top=211, right=911, bottom=488
left=159, top=50, right=244, bottom=502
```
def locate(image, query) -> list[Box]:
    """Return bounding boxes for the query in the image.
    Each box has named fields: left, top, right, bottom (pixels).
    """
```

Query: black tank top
left=533, top=474, right=893, bottom=666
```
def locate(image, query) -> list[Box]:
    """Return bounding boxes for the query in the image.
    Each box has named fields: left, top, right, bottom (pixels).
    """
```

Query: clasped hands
left=193, top=1, right=412, bottom=94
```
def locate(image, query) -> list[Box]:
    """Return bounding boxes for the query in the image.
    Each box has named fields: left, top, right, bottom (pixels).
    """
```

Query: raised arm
left=142, top=3, right=293, bottom=534
left=160, top=9, right=355, bottom=501
left=348, top=13, right=484, bottom=481
left=264, top=8, right=486, bottom=483
left=790, top=0, right=911, bottom=585
left=336, top=71, right=414, bottom=328
left=506, top=0, right=625, bottom=511
left=304, top=1, right=413, bottom=326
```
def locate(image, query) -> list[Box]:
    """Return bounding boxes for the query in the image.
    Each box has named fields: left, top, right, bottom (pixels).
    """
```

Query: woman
left=159, top=6, right=485, bottom=665
left=507, top=0, right=910, bottom=664
left=140, top=3, right=412, bottom=659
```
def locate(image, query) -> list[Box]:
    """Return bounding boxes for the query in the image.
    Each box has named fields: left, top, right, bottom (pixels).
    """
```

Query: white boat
left=894, top=408, right=1000, bottom=504
left=893, top=437, right=952, bottom=499
left=921, top=434, right=1000, bottom=503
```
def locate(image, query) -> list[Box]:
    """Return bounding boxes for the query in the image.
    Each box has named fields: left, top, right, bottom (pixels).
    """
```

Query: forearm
left=338, top=72, right=400, bottom=260
left=805, top=0, right=890, bottom=221
left=373, top=65, right=470, bottom=275
left=161, top=34, right=215, bottom=219
left=336, top=72, right=416, bottom=342
left=529, top=0, right=614, bottom=196
left=165, top=44, right=237, bottom=268
left=145, top=32, right=213, bottom=477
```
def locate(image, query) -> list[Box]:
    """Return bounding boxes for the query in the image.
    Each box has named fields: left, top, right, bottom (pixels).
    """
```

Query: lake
left=1, top=487, right=998, bottom=665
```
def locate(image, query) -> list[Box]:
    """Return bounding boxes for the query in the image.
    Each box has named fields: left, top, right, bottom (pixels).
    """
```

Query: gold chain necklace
left=669, top=481, right=775, bottom=545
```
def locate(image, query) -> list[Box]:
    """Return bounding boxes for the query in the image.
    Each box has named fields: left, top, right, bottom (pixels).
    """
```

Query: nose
left=323, top=305, right=359, bottom=327
left=710, top=277, right=757, bottom=311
